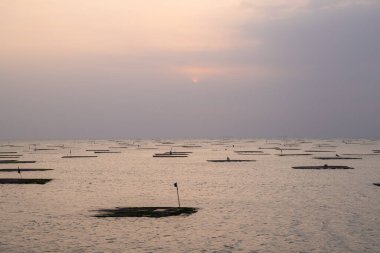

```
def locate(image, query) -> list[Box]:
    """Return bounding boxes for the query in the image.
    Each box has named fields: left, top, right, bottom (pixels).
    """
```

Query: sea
left=0, top=139, right=379, bottom=252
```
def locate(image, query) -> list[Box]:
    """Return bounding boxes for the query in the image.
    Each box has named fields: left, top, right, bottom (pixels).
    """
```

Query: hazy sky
left=1, top=0, right=379, bottom=139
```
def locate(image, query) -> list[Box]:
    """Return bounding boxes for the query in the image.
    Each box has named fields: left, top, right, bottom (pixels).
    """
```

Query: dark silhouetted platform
left=235, top=150, right=263, bottom=153
left=292, top=166, right=354, bottom=170
left=62, top=156, right=98, bottom=158
left=207, top=159, right=256, bottom=162
left=304, top=150, right=335, bottom=153
left=153, top=154, right=188, bottom=158
left=0, top=178, right=52, bottom=184
left=0, top=168, right=53, bottom=172
left=313, top=157, right=362, bottom=160
left=94, top=151, right=122, bottom=154
left=153, top=151, right=191, bottom=158
left=277, top=154, right=312, bottom=156
left=93, top=207, right=198, bottom=218
left=0, top=160, right=36, bottom=164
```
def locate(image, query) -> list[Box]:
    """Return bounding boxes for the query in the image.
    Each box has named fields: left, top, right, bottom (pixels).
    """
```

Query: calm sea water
left=0, top=139, right=379, bottom=252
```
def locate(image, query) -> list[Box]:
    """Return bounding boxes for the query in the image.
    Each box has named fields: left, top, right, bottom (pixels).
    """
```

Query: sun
left=191, top=77, right=199, bottom=84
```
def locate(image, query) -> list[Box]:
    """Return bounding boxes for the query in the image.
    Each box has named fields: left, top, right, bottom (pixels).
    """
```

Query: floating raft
left=93, top=207, right=198, bottom=218
left=207, top=159, right=256, bottom=162
left=61, top=155, right=98, bottom=158
left=0, top=168, right=53, bottom=172
left=0, top=178, right=52, bottom=184
left=0, top=155, right=23, bottom=158
left=373, top=183, right=380, bottom=187
left=0, top=152, right=18, bottom=154
left=86, top=149, right=110, bottom=152
left=304, top=150, right=335, bottom=153
left=313, top=157, right=362, bottom=160
left=153, top=155, right=188, bottom=158
left=34, top=148, right=57, bottom=151
left=293, top=165, right=354, bottom=170
left=47, top=145, right=65, bottom=148
left=163, top=151, right=192, bottom=154
left=0, top=160, right=36, bottom=164
left=153, top=151, right=191, bottom=158
left=94, top=151, right=121, bottom=154
left=277, top=154, right=312, bottom=156
left=234, top=150, right=263, bottom=153
left=315, top=145, right=337, bottom=147
left=340, top=153, right=380, bottom=156
left=235, top=153, right=270, bottom=155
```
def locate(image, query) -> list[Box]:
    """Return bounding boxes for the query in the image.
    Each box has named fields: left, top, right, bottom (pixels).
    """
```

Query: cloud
left=239, top=0, right=380, bottom=20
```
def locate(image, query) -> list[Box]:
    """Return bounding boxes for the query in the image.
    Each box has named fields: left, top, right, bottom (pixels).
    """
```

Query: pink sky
left=1, top=0, right=379, bottom=139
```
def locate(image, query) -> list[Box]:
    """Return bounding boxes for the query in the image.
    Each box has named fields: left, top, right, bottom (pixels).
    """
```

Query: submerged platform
left=93, top=207, right=198, bottom=218
left=62, top=156, right=98, bottom=158
left=292, top=165, right=354, bottom=170
left=153, top=155, right=188, bottom=158
left=94, top=151, right=121, bottom=154
left=153, top=152, right=190, bottom=157
left=0, top=160, right=36, bottom=164
left=304, top=150, right=335, bottom=153
left=277, top=154, right=312, bottom=156
left=234, top=150, right=263, bottom=153
left=313, top=157, right=362, bottom=160
left=0, top=168, right=53, bottom=172
left=207, top=159, right=256, bottom=162
left=0, top=178, right=52, bottom=184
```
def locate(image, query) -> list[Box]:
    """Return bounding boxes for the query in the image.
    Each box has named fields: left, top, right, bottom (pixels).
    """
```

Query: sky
left=1, top=0, right=379, bottom=139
